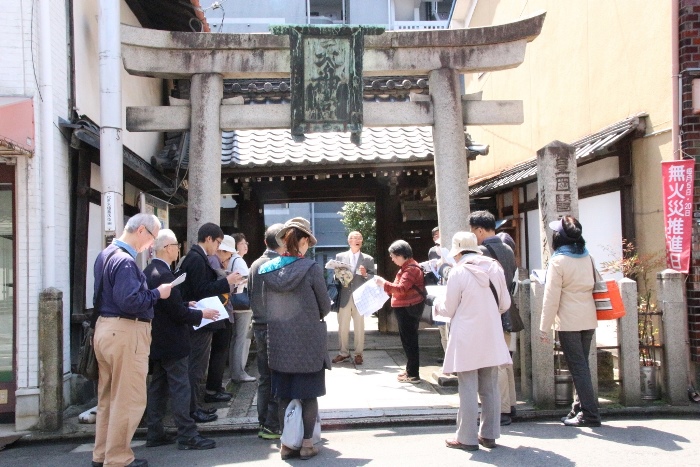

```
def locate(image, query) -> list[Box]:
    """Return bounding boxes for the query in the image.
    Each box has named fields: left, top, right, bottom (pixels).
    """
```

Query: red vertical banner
left=661, top=159, right=695, bottom=273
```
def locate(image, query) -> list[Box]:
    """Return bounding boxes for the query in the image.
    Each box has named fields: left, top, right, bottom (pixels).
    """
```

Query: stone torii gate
left=123, top=12, right=545, bottom=246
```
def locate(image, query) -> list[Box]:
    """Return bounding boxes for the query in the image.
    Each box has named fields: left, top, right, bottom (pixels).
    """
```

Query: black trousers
left=147, top=356, right=199, bottom=442
left=559, top=329, right=600, bottom=422
left=206, top=321, right=232, bottom=392
left=394, top=306, right=421, bottom=378
left=188, top=329, right=213, bottom=413
left=254, top=326, right=279, bottom=430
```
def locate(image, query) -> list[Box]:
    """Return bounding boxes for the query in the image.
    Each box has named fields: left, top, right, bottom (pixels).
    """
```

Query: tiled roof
left=222, top=126, right=434, bottom=168
left=154, top=126, right=435, bottom=172
left=173, top=76, right=429, bottom=104
left=468, top=113, right=647, bottom=197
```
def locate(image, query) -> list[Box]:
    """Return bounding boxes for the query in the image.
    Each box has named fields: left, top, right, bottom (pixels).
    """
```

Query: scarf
left=552, top=244, right=589, bottom=258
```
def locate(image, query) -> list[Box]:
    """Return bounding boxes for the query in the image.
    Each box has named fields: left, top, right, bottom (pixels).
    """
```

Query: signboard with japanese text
left=662, top=159, right=695, bottom=273
left=104, top=192, right=116, bottom=232
left=270, top=24, right=384, bottom=145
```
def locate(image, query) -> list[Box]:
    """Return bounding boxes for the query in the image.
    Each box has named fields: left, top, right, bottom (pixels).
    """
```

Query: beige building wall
left=453, top=0, right=672, bottom=261
left=73, top=0, right=163, bottom=160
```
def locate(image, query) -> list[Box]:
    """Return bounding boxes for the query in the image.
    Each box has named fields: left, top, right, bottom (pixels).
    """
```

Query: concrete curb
left=15, top=403, right=700, bottom=443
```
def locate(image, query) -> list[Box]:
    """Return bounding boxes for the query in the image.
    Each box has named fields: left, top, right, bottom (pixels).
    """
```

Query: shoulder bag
left=77, top=247, right=121, bottom=381
left=590, top=257, right=625, bottom=320
left=230, top=257, right=251, bottom=310
left=483, top=244, right=524, bottom=332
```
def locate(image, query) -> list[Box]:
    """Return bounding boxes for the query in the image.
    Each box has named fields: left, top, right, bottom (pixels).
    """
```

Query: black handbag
left=231, top=289, right=251, bottom=310
left=77, top=325, right=99, bottom=381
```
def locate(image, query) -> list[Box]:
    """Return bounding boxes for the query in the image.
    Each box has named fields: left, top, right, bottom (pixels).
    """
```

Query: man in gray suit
left=332, top=231, right=375, bottom=365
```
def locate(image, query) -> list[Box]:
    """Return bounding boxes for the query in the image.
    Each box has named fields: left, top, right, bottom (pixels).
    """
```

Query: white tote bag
left=280, top=399, right=303, bottom=449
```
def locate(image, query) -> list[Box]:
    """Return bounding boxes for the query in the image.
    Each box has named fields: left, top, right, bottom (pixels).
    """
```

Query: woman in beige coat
left=539, top=216, right=600, bottom=427
left=434, top=232, right=511, bottom=451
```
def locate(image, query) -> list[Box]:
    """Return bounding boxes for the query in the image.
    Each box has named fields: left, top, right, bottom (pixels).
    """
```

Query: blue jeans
left=254, top=326, right=279, bottom=431
left=558, top=329, right=600, bottom=421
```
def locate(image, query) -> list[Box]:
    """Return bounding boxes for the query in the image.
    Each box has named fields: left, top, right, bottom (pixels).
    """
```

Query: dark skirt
left=271, top=368, right=326, bottom=400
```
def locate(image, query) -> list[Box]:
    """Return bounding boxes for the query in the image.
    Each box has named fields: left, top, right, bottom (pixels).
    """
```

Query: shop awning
left=0, top=97, right=34, bottom=157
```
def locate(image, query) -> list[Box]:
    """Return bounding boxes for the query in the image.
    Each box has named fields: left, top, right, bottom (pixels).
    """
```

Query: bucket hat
left=448, top=231, right=482, bottom=258
left=276, top=217, right=317, bottom=248
left=218, top=234, right=237, bottom=253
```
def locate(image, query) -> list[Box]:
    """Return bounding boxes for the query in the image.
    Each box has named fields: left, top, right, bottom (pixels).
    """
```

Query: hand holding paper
left=352, top=280, right=389, bottom=316
left=170, top=273, right=187, bottom=287
left=192, top=296, right=229, bottom=330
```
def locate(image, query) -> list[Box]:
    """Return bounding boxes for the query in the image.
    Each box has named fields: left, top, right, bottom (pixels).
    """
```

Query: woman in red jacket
left=374, top=240, right=425, bottom=383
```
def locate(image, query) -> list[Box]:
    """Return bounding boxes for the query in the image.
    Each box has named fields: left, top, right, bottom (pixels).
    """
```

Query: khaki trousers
left=456, top=367, right=500, bottom=445
left=337, top=298, right=365, bottom=357
left=499, top=332, right=517, bottom=413
left=93, top=316, right=151, bottom=467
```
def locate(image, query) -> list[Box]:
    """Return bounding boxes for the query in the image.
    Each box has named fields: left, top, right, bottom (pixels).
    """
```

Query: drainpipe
left=387, top=0, right=394, bottom=30
left=672, top=0, right=680, bottom=160
left=38, top=0, right=55, bottom=287
left=99, top=0, right=124, bottom=239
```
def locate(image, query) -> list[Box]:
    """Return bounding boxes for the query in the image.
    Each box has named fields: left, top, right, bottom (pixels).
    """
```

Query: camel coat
left=539, top=253, right=598, bottom=332
left=435, top=254, right=512, bottom=373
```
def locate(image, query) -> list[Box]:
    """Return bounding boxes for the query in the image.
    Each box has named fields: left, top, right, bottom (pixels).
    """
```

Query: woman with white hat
left=434, top=231, right=512, bottom=451
left=259, top=217, right=331, bottom=460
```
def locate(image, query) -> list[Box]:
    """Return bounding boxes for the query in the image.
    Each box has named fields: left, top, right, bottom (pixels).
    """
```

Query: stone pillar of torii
left=122, top=12, right=545, bottom=247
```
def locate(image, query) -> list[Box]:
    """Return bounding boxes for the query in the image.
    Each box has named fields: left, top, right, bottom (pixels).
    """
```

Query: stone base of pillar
left=15, top=388, right=40, bottom=431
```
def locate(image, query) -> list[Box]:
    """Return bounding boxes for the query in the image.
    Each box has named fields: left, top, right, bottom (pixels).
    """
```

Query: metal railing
left=393, top=21, right=448, bottom=30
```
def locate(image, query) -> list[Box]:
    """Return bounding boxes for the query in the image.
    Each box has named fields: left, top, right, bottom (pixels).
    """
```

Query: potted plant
left=601, top=240, right=664, bottom=400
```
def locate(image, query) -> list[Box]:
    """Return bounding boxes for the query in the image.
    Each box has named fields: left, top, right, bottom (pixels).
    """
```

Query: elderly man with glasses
left=92, top=214, right=172, bottom=467
left=144, top=229, right=220, bottom=451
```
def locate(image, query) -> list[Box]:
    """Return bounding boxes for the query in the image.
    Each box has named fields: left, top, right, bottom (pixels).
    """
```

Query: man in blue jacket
left=144, top=229, right=219, bottom=451
left=92, top=214, right=171, bottom=467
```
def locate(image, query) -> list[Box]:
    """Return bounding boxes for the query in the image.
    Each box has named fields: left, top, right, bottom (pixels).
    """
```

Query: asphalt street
left=2, top=416, right=699, bottom=466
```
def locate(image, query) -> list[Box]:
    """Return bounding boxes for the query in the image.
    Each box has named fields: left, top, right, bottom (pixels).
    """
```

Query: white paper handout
left=352, top=280, right=390, bottom=317
left=192, top=296, right=229, bottom=330
left=170, top=273, right=186, bottom=287
left=440, top=247, right=456, bottom=265
left=531, top=269, right=546, bottom=285
left=426, top=285, right=450, bottom=323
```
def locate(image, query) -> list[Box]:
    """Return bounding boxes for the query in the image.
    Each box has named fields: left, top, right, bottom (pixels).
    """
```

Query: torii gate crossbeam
left=121, top=12, right=546, bottom=247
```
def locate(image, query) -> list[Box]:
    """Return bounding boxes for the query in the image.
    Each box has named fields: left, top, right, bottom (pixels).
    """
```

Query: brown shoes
left=280, top=444, right=300, bottom=460
left=332, top=354, right=350, bottom=364
left=445, top=439, right=478, bottom=451
left=354, top=354, right=363, bottom=365
left=300, top=439, right=319, bottom=460
left=478, top=436, right=497, bottom=448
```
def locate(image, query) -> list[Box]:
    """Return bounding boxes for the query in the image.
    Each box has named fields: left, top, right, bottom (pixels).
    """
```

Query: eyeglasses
left=144, top=226, right=157, bottom=241
left=214, top=238, right=222, bottom=246
left=164, top=243, right=179, bottom=249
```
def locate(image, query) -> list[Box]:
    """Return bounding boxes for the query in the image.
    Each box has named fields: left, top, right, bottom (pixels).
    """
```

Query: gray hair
left=154, top=228, right=177, bottom=251
left=124, top=213, right=160, bottom=234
